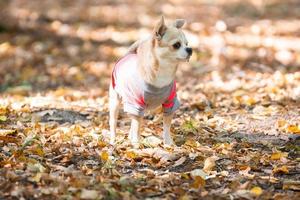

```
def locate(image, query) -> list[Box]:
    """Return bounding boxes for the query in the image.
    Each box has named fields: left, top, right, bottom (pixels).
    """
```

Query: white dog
left=109, top=16, right=192, bottom=147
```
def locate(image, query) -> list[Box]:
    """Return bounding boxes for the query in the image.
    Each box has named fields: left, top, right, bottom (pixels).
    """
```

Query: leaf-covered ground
left=0, top=0, right=299, bottom=199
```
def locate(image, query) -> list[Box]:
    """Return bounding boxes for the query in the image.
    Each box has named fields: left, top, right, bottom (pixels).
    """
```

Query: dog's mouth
left=177, top=56, right=191, bottom=62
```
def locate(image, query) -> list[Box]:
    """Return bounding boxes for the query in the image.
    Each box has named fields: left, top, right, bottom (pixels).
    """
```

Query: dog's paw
left=109, top=137, right=115, bottom=145
left=131, top=142, right=140, bottom=149
left=163, top=138, right=174, bottom=146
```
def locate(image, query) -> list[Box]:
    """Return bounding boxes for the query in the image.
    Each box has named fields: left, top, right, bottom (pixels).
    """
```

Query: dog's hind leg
left=109, top=85, right=121, bottom=145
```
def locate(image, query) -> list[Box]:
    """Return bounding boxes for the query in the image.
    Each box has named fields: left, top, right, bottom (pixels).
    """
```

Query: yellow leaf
left=98, top=141, right=107, bottom=148
left=250, top=186, right=263, bottom=196
left=34, top=147, right=45, bottom=157
left=181, top=173, right=190, bottom=179
left=286, top=125, right=300, bottom=134
left=0, top=106, right=8, bottom=115
left=277, top=119, right=287, bottom=128
left=270, top=152, right=287, bottom=160
left=126, top=151, right=136, bottom=160
left=273, top=166, right=289, bottom=174
left=245, top=97, right=256, bottom=106
left=100, top=151, right=109, bottom=162
left=233, top=95, right=242, bottom=104
left=0, top=115, right=7, bottom=122
left=184, top=139, right=199, bottom=148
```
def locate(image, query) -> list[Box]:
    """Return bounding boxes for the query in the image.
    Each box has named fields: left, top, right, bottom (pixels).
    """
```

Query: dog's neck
left=151, top=59, right=178, bottom=87
left=137, top=38, right=178, bottom=88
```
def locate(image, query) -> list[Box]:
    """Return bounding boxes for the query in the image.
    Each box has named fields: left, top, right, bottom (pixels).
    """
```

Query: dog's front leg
left=163, top=114, right=174, bottom=145
left=128, top=115, right=142, bottom=148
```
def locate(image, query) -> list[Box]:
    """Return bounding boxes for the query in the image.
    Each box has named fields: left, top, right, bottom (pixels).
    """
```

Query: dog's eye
left=173, top=42, right=181, bottom=49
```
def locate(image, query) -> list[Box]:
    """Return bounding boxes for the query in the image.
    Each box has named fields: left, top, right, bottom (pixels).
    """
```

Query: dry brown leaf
left=283, top=180, right=300, bottom=191
left=173, top=156, right=186, bottom=167
left=142, top=135, right=162, bottom=147
left=80, top=189, right=99, bottom=199
left=203, top=156, right=218, bottom=173
left=0, top=129, right=17, bottom=136
left=0, top=135, right=18, bottom=143
left=191, top=176, right=206, bottom=189
left=239, top=166, right=255, bottom=179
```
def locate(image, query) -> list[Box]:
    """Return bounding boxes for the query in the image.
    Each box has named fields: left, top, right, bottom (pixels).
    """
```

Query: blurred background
left=1, top=0, right=300, bottom=95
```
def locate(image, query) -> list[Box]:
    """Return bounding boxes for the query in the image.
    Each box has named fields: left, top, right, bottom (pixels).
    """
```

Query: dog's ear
left=154, top=16, right=167, bottom=40
left=173, top=19, right=185, bottom=29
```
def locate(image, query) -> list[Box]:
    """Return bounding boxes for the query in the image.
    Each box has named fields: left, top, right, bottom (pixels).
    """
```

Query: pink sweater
left=111, top=54, right=179, bottom=116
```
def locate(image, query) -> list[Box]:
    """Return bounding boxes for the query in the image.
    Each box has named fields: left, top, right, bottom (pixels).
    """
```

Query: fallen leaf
left=250, top=186, right=263, bottom=196
left=190, top=169, right=208, bottom=180
left=0, top=129, right=16, bottom=136
left=27, top=162, right=46, bottom=173
left=0, top=135, right=18, bottom=143
left=142, top=135, right=162, bottom=147
left=203, top=156, right=218, bottom=173
left=273, top=166, right=289, bottom=174
left=100, top=151, right=109, bottom=162
left=173, top=157, right=186, bottom=167
left=0, top=115, right=7, bottom=122
left=29, top=172, right=43, bottom=183
left=239, top=166, right=255, bottom=179
left=286, top=124, right=300, bottom=134
left=179, top=194, right=192, bottom=200
left=0, top=106, right=8, bottom=115
left=153, top=148, right=180, bottom=165
left=125, top=151, right=137, bottom=160
left=245, top=97, right=256, bottom=106
left=80, top=189, right=99, bottom=199
left=270, top=152, right=288, bottom=160
left=30, top=146, right=45, bottom=157
left=220, top=171, right=229, bottom=177
left=283, top=180, right=300, bottom=191
left=259, top=176, right=279, bottom=183
left=277, top=119, right=287, bottom=128
left=191, top=176, right=206, bottom=189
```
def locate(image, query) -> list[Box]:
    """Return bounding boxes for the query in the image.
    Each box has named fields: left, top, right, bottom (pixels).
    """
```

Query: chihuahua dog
left=109, top=16, right=192, bottom=147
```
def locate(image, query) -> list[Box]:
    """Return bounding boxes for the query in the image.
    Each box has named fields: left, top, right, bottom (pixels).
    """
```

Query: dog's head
left=153, top=16, right=192, bottom=62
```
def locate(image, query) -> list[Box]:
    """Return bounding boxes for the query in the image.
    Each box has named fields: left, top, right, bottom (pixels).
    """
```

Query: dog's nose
left=186, top=47, right=193, bottom=55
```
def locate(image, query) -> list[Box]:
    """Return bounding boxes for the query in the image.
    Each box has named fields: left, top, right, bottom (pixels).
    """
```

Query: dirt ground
left=0, top=0, right=299, bottom=199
